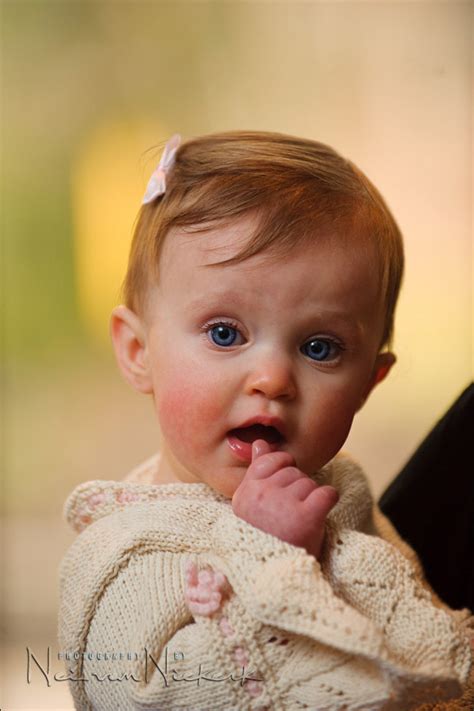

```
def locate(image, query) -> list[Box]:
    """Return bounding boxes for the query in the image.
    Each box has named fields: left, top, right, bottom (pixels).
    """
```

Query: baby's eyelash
left=304, top=335, right=346, bottom=348
left=324, top=336, right=346, bottom=351
left=200, top=318, right=241, bottom=335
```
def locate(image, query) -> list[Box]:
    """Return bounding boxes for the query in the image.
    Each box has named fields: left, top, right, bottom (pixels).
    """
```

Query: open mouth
left=227, top=424, right=284, bottom=462
left=229, top=424, right=283, bottom=444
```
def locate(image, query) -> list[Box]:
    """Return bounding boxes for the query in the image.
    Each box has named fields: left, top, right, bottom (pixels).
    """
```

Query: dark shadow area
left=380, top=382, right=474, bottom=612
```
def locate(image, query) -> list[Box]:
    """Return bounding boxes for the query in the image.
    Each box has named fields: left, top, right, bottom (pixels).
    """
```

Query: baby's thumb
left=251, top=439, right=272, bottom=462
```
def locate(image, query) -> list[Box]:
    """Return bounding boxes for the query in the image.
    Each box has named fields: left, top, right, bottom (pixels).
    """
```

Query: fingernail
left=252, top=441, right=260, bottom=461
left=252, top=439, right=266, bottom=460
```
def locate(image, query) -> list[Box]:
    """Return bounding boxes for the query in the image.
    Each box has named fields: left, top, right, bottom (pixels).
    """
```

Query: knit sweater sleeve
left=59, top=497, right=277, bottom=711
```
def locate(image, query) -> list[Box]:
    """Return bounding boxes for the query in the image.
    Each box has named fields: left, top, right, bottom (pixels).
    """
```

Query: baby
left=59, top=132, right=471, bottom=711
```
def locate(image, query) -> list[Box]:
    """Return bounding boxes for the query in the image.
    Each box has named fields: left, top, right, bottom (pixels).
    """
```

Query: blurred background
left=1, top=1, right=472, bottom=708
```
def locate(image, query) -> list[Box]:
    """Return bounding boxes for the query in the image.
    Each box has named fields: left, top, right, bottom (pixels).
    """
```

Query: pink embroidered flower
left=233, top=646, right=249, bottom=666
left=116, top=489, right=139, bottom=505
left=184, top=560, right=230, bottom=616
left=77, top=514, right=92, bottom=530
left=219, top=616, right=235, bottom=638
left=245, top=679, right=263, bottom=697
left=87, top=493, right=106, bottom=508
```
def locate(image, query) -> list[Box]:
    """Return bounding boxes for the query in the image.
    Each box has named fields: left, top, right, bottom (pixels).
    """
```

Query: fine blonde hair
left=123, top=131, right=404, bottom=347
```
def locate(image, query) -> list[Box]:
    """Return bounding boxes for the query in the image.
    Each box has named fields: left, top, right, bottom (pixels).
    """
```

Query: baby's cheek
left=302, top=387, right=359, bottom=465
left=156, top=370, right=225, bottom=450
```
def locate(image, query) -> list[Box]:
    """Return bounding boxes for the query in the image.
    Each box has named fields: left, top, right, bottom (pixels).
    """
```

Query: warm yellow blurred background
left=2, top=2, right=472, bottom=708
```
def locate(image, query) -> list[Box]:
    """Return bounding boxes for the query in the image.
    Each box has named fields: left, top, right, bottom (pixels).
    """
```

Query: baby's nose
left=244, top=353, right=296, bottom=400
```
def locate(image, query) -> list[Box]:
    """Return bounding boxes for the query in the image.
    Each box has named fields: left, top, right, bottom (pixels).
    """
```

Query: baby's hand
left=232, top=440, right=339, bottom=560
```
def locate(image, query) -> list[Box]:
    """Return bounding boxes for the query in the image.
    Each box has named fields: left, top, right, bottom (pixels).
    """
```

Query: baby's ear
left=371, top=351, right=396, bottom=389
left=358, top=351, right=396, bottom=410
left=110, top=305, right=153, bottom=394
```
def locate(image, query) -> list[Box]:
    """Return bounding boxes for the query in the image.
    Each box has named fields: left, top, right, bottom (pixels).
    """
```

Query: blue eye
left=301, top=338, right=336, bottom=361
left=209, top=324, right=239, bottom=347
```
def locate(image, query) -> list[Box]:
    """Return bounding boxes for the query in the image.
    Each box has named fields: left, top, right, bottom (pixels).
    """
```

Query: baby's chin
left=210, top=468, right=248, bottom=500
left=160, top=452, right=246, bottom=498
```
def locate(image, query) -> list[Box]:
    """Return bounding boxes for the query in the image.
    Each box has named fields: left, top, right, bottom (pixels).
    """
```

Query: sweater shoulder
left=63, top=477, right=229, bottom=533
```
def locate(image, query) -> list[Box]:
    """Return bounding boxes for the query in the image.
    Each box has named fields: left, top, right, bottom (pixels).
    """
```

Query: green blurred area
left=2, top=0, right=233, bottom=359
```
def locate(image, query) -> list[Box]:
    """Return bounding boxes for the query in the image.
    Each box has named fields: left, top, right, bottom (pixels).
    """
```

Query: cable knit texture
left=58, top=453, right=472, bottom=710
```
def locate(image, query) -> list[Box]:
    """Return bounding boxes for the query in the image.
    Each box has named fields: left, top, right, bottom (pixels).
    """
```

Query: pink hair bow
left=142, top=133, right=181, bottom=204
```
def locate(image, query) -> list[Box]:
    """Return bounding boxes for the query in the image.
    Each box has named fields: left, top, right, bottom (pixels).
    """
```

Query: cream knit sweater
left=58, top=453, right=472, bottom=711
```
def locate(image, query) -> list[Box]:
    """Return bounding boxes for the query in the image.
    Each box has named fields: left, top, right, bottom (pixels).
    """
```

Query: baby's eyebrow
left=187, top=291, right=242, bottom=312
left=309, top=311, right=365, bottom=338
left=313, top=310, right=360, bottom=327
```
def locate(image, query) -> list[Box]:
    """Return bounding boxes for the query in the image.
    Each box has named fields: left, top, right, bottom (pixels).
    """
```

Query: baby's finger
left=251, top=439, right=272, bottom=461
left=267, top=466, right=307, bottom=488
left=286, top=476, right=318, bottom=500
left=246, top=449, right=296, bottom=479
left=304, top=485, right=339, bottom=517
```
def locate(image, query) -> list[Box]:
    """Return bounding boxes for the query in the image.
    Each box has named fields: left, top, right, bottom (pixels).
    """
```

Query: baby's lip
left=226, top=432, right=282, bottom=463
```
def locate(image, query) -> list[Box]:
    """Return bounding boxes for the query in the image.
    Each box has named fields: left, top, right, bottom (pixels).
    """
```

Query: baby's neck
left=123, top=452, right=201, bottom=487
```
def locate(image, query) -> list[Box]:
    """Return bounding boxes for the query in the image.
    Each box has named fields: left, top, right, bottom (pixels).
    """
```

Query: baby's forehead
left=158, top=224, right=382, bottom=313
left=161, top=216, right=259, bottom=268
left=161, top=216, right=377, bottom=274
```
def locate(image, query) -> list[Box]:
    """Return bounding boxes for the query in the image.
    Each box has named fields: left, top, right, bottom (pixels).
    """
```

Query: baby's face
left=141, top=214, right=391, bottom=497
